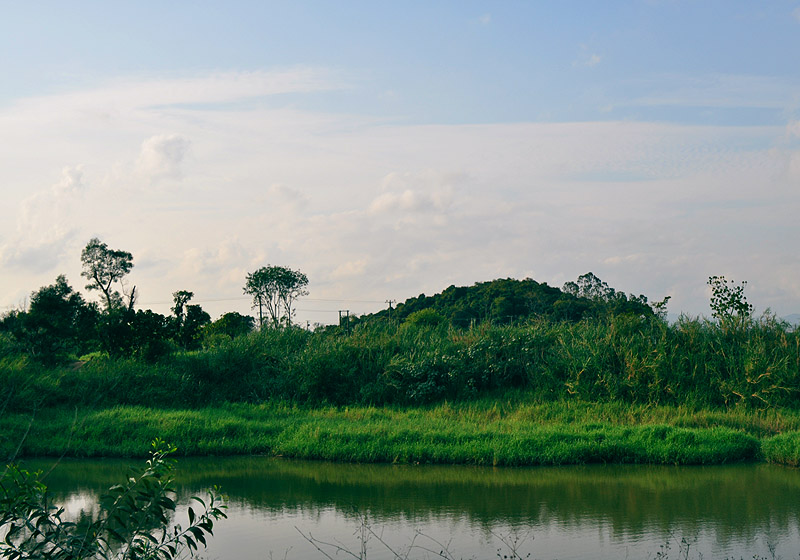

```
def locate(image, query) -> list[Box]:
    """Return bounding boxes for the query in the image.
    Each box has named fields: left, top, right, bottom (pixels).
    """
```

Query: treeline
left=0, top=273, right=254, bottom=365
left=0, top=237, right=262, bottom=364
left=0, top=272, right=652, bottom=366
left=0, top=236, right=657, bottom=366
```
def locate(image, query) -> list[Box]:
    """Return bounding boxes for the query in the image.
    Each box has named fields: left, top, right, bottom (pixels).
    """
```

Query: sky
left=1, top=1, right=799, bottom=324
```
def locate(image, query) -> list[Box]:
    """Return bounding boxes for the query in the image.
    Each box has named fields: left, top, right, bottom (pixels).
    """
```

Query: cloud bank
left=1, top=70, right=798, bottom=322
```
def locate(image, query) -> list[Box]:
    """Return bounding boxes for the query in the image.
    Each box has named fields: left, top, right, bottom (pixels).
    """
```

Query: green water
left=20, top=457, right=800, bottom=559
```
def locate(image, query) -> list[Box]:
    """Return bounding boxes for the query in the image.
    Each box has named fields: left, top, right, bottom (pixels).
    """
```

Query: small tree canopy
left=244, top=265, right=309, bottom=328
left=708, top=276, right=753, bottom=322
left=81, top=238, right=134, bottom=311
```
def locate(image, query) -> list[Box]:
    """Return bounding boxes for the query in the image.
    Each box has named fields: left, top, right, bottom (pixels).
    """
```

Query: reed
left=3, top=314, right=798, bottom=412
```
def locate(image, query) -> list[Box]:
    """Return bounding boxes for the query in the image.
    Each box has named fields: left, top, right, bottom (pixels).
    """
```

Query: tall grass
left=3, top=314, right=798, bottom=411
left=1, top=403, right=762, bottom=465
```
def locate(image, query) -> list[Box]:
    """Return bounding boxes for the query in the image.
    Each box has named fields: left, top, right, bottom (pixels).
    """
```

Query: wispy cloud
left=574, top=53, right=602, bottom=67
left=629, top=74, right=800, bottom=109
left=6, top=68, right=346, bottom=119
left=573, top=44, right=602, bottom=68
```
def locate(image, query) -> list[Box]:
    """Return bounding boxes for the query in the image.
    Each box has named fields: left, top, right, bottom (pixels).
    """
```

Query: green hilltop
left=369, top=273, right=656, bottom=326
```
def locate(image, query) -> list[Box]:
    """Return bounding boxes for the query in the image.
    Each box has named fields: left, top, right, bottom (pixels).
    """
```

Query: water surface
left=22, top=457, right=800, bottom=559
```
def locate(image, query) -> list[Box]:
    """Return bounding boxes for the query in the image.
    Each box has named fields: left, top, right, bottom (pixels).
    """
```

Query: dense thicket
left=0, top=277, right=237, bottom=363
left=3, top=313, right=798, bottom=412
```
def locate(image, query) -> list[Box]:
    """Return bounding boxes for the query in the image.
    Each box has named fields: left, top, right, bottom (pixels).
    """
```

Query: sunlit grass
left=0, top=401, right=779, bottom=466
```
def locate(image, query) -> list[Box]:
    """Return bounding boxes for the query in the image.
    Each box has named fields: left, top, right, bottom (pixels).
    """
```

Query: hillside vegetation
left=4, top=266, right=800, bottom=466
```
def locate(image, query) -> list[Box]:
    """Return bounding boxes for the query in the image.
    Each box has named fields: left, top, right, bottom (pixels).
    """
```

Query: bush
left=0, top=440, right=226, bottom=559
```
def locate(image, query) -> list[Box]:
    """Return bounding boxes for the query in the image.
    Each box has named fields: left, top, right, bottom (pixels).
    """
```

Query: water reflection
left=21, top=457, right=800, bottom=560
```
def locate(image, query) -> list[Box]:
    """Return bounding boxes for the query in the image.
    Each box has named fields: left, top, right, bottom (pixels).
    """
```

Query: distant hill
left=783, top=314, right=800, bottom=327
left=370, top=274, right=654, bottom=326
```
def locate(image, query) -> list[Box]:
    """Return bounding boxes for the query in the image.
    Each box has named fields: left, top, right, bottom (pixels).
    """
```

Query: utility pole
left=338, top=309, right=350, bottom=333
left=385, top=299, right=396, bottom=321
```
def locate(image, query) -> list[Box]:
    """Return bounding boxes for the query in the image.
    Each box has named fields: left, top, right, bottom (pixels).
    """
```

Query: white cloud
left=0, top=166, right=87, bottom=272
left=52, top=166, right=86, bottom=196
left=574, top=53, right=602, bottom=67
left=136, top=134, right=191, bottom=181
left=477, top=13, right=491, bottom=25
left=369, top=188, right=450, bottom=214
left=368, top=171, right=458, bottom=216
left=793, top=6, right=800, bottom=23
left=573, top=44, right=602, bottom=68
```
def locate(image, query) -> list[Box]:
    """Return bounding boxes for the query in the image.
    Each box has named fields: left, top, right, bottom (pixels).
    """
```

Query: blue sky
left=2, top=1, right=799, bottom=322
left=4, top=1, right=797, bottom=124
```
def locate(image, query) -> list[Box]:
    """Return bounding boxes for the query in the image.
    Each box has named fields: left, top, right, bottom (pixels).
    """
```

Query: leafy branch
left=0, top=439, right=226, bottom=560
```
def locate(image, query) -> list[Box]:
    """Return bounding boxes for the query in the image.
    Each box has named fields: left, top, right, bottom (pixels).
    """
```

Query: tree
left=3, top=275, right=99, bottom=363
left=203, top=312, right=255, bottom=340
left=80, top=238, right=134, bottom=312
left=171, top=290, right=194, bottom=327
left=169, top=290, right=210, bottom=349
left=563, top=272, right=615, bottom=301
left=180, top=304, right=211, bottom=349
left=243, top=265, right=309, bottom=328
left=405, top=308, right=446, bottom=327
left=708, top=276, right=753, bottom=322
left=562, top=272, right=654, bottom=319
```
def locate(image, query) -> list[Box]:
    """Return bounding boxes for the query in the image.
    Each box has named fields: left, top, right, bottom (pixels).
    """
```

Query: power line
left=138, top=296, right=386, bottom=306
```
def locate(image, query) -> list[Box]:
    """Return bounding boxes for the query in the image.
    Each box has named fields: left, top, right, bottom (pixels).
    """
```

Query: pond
left=20, top=457, right=800, bottom=560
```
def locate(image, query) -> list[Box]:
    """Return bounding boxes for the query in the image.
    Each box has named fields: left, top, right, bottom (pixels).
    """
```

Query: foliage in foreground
left=0, top=440, right=226, bottom=559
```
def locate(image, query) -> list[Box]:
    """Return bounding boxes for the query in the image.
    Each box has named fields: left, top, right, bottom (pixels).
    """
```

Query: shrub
left=0, top=440, right=226, bottom=559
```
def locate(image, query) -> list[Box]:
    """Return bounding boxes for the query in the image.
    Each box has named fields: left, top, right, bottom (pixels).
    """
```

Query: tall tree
left=244, top=265, right=309, bottom=328
left=80, top=238, right=134, bottom=311
left=171, top=290, right=194, bottom=327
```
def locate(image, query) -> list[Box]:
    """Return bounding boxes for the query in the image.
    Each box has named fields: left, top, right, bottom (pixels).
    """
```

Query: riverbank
left=4, top=399, right=800, bottom=466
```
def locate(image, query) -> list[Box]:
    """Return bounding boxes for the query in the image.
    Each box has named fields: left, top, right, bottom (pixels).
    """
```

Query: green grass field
left=5, top=399, right=800, bottom=466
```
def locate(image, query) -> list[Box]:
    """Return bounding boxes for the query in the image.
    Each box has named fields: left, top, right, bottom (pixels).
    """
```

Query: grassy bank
left=6, top=400, right=800, bottom=466
left=3, top=314, right=800, bottom=467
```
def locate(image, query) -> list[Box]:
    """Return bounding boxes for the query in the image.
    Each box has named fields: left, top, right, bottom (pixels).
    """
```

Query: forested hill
left=371, top=274, right=656, bottom=326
